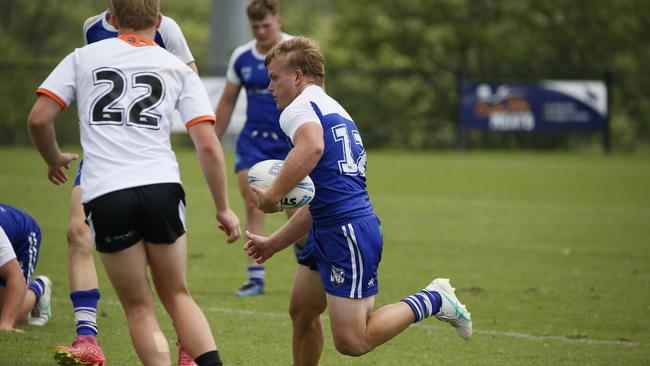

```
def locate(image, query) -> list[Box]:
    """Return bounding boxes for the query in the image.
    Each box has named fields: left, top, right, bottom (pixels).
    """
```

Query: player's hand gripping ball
left=247, top=159, right=315, bottom=209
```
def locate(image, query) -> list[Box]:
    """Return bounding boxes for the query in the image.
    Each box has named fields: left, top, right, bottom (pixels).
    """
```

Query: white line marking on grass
left=413, top=323, right=639, bottom=347
left=65, top=298, right=639, bottom=347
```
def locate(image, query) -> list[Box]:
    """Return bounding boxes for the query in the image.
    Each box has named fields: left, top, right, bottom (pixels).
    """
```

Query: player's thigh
left=326, top=294, right=374, bottom=340
left=311, top=216, right=383, bottom=299
left=145, top=234, right=188, bottom=296
left=98, top=241, right=152, bottom=307
left=69, top=185, right=86, bottom=225
left=236, top=169, right=257, bottom=204
left=290, top=264, right=326, bottom=317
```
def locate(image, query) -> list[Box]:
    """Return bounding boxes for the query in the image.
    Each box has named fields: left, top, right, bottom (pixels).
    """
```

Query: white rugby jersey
left=37, top=34, right=215, bottom=203
left=83, top=10, right=194, bottom=65
left=0, top=226, right=16, bottom=269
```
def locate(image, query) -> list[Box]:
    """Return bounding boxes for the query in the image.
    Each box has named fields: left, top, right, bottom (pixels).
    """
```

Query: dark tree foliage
left=1, top=0, right=648, bottom=150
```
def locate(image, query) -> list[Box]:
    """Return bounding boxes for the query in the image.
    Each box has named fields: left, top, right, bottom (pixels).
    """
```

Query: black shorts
left=84, top=183, right=186, bottom=253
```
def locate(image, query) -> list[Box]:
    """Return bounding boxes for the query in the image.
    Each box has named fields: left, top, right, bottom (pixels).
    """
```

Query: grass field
left=0, top=146, right=649, bottom=365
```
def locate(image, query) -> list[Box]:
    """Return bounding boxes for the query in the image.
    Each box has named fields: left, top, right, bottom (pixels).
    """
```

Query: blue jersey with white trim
left=82, top=10, right=194, bottom=65
left=226, top=36, right=291, bottom=135
left=0, top=204, right=39, bottom=252
left=279, top=86, right=374, bottom=227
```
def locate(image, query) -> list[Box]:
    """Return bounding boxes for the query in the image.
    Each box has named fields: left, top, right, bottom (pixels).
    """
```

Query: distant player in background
left=214, top=0, right=303, bottom=297
left=28, top=0, right=239, bottom=365
left=244, top=37, right=473, bottom=365
left=54, top=1, right=199, bottom=365
left=0, top=204, right=52, bottom=332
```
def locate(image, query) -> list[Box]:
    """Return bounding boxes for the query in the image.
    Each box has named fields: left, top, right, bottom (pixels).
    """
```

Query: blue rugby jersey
left=279, top=85, right=374, bottom=227
left=0, top=204, right=39, bottom=254
left=226, top=35, right=292, bottom=135
left=82, top=10, right=194, bottom=64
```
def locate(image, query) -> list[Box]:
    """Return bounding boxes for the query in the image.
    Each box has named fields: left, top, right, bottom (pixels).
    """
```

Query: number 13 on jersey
left=332, top=123, right=366, bottom=177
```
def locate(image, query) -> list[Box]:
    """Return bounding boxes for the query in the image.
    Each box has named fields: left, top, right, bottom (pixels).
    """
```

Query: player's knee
left=124, top=302, right=155, bottom=321
left=289, top=301, right=322, bottom=325
left=333, top=336, right=371, bottom=357
left=66, top=222, right=92, bottom=251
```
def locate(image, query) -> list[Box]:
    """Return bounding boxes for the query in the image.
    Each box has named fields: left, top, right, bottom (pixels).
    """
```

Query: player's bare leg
left=236, top=169, right=266, bottom=296
left=147, top=234, right=219, bottom=361
left=326, top=278, right=473, bottom=356
left=289, top=265, right=326, bottom=366
left=67, top=186, right=99, bottom=293
left=98, top=241, right=170, bottom=365
left=54, top=185, right=105, bottom=366
left=327, top=295, right=414, bottom=356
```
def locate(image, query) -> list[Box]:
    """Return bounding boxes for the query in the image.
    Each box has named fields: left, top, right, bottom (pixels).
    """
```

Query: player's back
left=0, top=204, right=38, bottom=248
left=38, top=35, right=210, bottom=203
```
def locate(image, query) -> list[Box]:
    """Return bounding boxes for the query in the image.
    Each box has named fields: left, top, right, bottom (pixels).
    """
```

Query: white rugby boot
left=426, top=278, right=472, bottom=340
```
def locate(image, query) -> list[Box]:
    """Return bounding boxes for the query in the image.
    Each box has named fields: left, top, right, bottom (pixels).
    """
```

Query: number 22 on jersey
left=90, top=67, right=164, bottom=129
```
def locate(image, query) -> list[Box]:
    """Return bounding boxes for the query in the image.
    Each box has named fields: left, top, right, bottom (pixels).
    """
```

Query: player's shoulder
left=159, top=14, right=182, bottom=32
left=231, top=39, right=257, bottom=61
left=280, top=87, right=319, bottom=121
left=82, top=12, right=104, bottom=31
left=297, top=86, right=351, bottom=119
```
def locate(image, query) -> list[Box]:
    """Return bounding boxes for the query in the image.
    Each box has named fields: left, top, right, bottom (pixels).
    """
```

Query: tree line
left=1, top=0, right=648, bottom=150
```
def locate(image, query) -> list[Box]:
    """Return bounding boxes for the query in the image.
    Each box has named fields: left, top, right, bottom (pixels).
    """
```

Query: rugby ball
left=247, top=159, right=315, bottom=209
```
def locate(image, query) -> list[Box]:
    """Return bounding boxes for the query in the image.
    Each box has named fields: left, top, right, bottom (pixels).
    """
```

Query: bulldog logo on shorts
left=330, top=266, right=345, bottom=287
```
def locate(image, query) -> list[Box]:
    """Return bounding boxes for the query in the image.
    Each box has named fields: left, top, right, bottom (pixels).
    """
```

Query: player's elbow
left=195, top=140, right=219, bottom=157
left=27, top=109, right=50, bottom=130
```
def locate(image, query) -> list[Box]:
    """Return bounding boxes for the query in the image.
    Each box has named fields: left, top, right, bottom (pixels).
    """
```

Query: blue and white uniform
left=74, top=10, right=195, bottom=187
left=226, top=34, right=293, bottom=172
left=0, top=204, right=41, bottom=285
left=280, top=85, right=382, bottom=299
left=82, top=10, right=194, bottom=64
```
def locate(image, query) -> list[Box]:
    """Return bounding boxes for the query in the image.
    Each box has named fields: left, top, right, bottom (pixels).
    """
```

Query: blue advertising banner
left=460, top=81, right=607, bottom=131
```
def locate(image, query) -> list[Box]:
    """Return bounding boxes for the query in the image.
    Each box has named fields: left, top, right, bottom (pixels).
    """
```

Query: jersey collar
left=118, top=34, right=158, bottom=47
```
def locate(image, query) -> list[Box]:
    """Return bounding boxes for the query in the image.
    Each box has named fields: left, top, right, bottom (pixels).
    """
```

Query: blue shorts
left=298, top=215, right=383, bottom=299
left=74, top=159, right=84, bottom=187
left=234, top=126, right=290, bottom=172
left=0, top=224, right=41, bottom=286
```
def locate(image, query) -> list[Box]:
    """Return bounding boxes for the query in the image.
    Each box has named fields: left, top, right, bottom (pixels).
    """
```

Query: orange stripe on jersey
left=118, top=34, right=158, bottom=47
left=35, top=88, right=67, bottom=110
left=185, top=115, right=216, bottom=129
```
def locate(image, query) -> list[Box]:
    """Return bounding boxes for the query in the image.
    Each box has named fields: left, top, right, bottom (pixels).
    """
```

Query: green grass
left=0, top=147, right=649, bottom=365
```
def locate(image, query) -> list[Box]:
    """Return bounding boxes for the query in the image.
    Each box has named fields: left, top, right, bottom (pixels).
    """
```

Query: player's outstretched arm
left=27, top=96, right=78, bottom=185
left=0, top=259, right=27, bottom=332
left=214, top=81, right=241, bottom=139
left=188, top=121, right=241, bottom=243
left=244, top=205, right=312, bottom=263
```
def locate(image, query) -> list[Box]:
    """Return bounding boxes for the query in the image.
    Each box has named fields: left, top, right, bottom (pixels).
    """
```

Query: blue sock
left=70, top=289, right=100, bottom=336
left=28, top=278, right=45, bottom=303
left=402, top=289, right=442, bottom=322
left=248, top=265, right=265, bottom=285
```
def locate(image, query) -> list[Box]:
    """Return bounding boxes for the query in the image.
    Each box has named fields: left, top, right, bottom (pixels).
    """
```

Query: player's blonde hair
left=265, top=37, right=325, bottom=87
left=247, top=0, right=278, bottom=21
left=109, top=0, right=159, bottom=30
